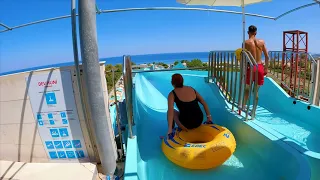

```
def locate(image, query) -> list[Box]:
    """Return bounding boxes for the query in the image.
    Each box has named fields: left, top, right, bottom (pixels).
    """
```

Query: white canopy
left=176, top=0, right=271, bottom=7
left=176, top=0, right=272, bottom=54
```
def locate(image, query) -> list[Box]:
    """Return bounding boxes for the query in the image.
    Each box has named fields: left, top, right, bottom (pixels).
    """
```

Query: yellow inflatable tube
left=161, top=123, right=236, bottom=170
left=235, top=48, right=252, bottom=61
left=235, top=48, right=243, bottom=61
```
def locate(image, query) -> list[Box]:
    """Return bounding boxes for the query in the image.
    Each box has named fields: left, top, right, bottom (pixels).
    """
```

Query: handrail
left=307, top=53, right=318, bottom=105
left=240, top=50, right=259, bottom=120
left=123, top=55, right=134, bottom=138
left=208, top=52, right=212, bottom=80
left=268, top=51, right=319, bottom=105
left=112, top=69, right=125, bottom=159
left=315, top=61, right=320, bottom=106
left=209, top=50, right=258, bottom=121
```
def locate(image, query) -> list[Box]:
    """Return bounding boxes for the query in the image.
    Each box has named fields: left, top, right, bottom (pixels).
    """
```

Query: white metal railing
left=208, top=50, right=259, bottom=121
left=268, top=51, right=319, bottom=105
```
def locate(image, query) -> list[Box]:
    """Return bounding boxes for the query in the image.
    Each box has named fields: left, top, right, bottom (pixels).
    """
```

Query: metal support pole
left=0, top=23, right=12, bottom=30
left=238, top=0, right=246, bottom=113
left=78, top=0, right=116, bottom=176
left=71, top=0, right=100, bottom=162
left=123, top=56, right=134, bottom=138
left=207, top=52, right=211, bottom=81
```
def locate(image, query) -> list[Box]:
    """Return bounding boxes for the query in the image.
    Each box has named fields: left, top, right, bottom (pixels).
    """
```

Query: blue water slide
left=252, top=77, right=320, bottom=179
left=212, top=70, right=320, bottom=162
left=211, top=70, right=320, bottom=179
left=124, top=70, right=311, bottom=180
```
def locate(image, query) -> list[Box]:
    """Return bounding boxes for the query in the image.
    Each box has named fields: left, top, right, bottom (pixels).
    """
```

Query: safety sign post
left=26, top=70, right=89, bottom=162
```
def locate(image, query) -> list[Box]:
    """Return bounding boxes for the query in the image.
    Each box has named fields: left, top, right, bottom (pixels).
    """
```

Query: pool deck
left=0, top=160, right=98, bottom=180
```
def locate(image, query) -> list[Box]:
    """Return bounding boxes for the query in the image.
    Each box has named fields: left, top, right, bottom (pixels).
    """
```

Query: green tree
left=174, top=61, right=179, bottom=65
left=156, top=62, right=169, bottom=69
left=105, top=63, right=123, bottom=93
left=300, top=53, right=307, bottom=60
left=105, top=64, right=113, bottom=71
left=115, top=64, right=122, bottom=72
left=186, top=59, right=203, bottom=68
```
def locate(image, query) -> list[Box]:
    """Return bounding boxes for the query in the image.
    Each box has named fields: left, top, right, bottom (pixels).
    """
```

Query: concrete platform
left=0, top=160, right=97, bottom=180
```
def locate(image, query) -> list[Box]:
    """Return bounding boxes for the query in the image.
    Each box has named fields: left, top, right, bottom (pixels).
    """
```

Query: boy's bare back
left=245, top=38, right=266, bottom=64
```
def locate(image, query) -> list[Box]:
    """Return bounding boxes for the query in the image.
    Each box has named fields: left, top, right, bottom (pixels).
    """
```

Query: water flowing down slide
left=127, top=70, right=310, bottom=180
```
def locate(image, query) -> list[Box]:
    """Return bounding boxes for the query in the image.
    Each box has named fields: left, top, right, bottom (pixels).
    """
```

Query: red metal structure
left=282, top=30, right=308, bottom=98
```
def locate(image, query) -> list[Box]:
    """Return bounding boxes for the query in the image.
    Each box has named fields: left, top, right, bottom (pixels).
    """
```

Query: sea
left=104, top=52, right=209, bottom=65
left=0, top=52, right=210, bottom=76
left=1, top=50, right=318, bottom=76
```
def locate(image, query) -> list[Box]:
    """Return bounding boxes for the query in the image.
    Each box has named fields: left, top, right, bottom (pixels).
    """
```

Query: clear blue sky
left=0, top=0, right=319, bottom=73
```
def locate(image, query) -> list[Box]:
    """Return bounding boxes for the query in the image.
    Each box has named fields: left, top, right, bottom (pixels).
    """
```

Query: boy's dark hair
left=248, top=25, right=257, bottom=33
